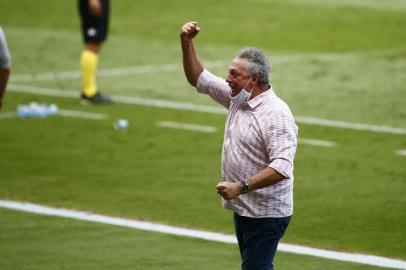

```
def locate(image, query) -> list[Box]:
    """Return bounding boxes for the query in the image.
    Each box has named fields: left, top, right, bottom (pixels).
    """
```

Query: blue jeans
left=234, top=213, right=291, bottom=270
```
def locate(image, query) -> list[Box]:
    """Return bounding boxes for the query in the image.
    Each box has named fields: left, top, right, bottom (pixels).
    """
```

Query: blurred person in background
left=0, top=26, right=11, bottom=110
left=180, top=21, right=298, bottom=270
left=78, top=0, right=112, bottom=104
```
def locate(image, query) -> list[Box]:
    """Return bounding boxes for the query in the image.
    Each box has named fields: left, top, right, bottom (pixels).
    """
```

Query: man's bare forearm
left=247, top=167, right=285, bottom=191
left=180, top=22, right=203, bottom=86
left=181, top=38, right=203, bottom=86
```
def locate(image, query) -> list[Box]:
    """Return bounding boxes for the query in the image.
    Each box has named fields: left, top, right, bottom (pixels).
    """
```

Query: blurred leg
left=0, top=68, right=10, bottom=109
left=80, top=42, right=101, bottom=97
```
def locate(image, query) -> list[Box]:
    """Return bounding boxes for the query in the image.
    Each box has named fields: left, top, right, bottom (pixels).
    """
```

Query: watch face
left=241, top=181, right=249, bottom=193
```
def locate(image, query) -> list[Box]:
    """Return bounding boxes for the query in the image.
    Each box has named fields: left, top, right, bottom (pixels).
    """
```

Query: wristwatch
left=240, top=180, right=250, bottom=194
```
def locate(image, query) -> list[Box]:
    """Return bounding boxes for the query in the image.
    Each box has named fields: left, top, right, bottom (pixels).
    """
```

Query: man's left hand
left=216, top=181, right=241, bottom=200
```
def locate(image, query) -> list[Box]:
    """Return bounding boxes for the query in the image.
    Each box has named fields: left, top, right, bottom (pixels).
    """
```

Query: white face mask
left=230, top=78, right=253, bottom=105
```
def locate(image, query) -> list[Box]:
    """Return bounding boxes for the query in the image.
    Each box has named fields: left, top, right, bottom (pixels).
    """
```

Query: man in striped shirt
left=180, top=21, right=298, bottom=270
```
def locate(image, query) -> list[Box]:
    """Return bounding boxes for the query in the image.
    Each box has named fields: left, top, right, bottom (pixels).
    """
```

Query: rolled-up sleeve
left=196, top=69, right=231, bottom=109
left=266, top=109, right=298, bottom=179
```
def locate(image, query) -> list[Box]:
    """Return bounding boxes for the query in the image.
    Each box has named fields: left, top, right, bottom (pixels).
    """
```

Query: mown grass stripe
left=10, top=61, right=224, bottom=82
left=0, top=112, right=16, bottom=119
left=10, top=48, right=403, bottom=82
left=1, top=199, right=405, bottom=269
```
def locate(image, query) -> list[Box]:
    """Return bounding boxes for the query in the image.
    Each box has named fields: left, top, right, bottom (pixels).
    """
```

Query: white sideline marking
left=157, top=121, right=217, bottom=133
left=0, top=200, right=405, bottom=269
left=9, top=84, right=78, bottom=98
left=395, top=150, right=406, bottom=156
left=8, top=84, right=406, bottom=135
left=58, top=109, right=108, bottom=120
left=0, top=109, right=107, bottom=120
left=294, top=116, right=406, bottom=135
left=10, top=48, right=404, bottom=82
left=8, top=84, right=227, bottom=114
left=299, top=138, right=336, bottom=147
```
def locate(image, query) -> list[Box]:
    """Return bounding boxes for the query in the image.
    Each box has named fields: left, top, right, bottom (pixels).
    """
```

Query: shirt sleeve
left=265, top=106, right=298, bottom=179
left=196, top=69, right=231, bottom=109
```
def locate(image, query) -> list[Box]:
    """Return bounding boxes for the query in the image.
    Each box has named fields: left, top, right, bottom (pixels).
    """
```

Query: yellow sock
left=80, top=50, right=98, bottom=97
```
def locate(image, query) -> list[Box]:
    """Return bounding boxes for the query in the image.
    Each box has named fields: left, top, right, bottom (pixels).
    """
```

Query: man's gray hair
left=236, top=47, right=271, bottom=86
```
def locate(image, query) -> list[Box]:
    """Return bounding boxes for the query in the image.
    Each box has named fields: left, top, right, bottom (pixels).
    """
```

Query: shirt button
left=225, top=138, right=231, bottom=146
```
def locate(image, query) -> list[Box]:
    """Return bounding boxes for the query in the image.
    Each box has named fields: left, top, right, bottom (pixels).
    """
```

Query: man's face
left=226, top=58, right=251, bottom=97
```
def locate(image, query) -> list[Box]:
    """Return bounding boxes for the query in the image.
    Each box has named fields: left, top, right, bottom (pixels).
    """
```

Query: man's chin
left=230, top=89, right=239, bottom=97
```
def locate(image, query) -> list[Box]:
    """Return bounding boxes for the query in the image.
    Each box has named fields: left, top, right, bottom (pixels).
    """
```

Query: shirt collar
left=246, top=85, right=274, bottom=109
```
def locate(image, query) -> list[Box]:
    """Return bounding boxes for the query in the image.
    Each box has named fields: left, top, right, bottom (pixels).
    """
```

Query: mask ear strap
left=249, top=84, right=255, bottom=94
left=246, top=78, right=255, bottom=94
left=243, top=78, right=251, bottom=90
left=249, top=74, right=260, bottom=94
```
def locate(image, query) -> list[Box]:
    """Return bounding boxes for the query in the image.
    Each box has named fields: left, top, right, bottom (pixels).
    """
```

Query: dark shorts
left=78, top=0, right=110, bottom=43
left=234, top=213, right=291, bottom=270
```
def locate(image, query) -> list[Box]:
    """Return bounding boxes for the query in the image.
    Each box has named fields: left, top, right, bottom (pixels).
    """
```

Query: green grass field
left=1, top=0, right=405, bottom=269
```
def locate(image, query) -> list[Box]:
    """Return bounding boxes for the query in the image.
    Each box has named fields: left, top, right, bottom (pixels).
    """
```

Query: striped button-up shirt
left=196, top=69, right=298, bottom=218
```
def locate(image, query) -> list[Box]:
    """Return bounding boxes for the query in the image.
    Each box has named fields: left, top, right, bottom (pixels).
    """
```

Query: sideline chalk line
left=0, top=109, right=107, bottom=120
left=156, top=121, right=337, bottom=147
left=299, top=138, right=336, bottom=147
left=157, top=121, right=218, bottom=133
left=0, top=199, right=405, bottom=270
left=395, top=149, right=406, bottom=157
left=8, top=83, right=406, bottom=135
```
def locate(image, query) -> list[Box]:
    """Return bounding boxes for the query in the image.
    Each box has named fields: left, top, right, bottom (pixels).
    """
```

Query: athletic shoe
left=81, top=92, right=113, bottom=105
